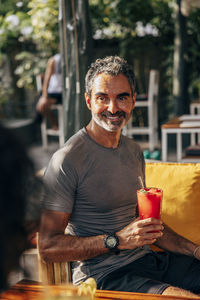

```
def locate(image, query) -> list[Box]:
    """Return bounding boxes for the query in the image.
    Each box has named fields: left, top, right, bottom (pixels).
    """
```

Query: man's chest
left=75, top=154, right=143, bottom=212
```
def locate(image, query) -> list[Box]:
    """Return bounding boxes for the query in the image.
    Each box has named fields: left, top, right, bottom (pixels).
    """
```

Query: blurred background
left=1, top=0, right=200, bottom=164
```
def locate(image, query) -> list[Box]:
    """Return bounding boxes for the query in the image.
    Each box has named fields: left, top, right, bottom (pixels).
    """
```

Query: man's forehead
left=93, top=72, right=126, bottom=81
left=92, top=73, right=131, bottom=91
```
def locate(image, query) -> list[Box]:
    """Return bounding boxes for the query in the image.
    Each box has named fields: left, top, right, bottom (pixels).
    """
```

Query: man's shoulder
left=121, top=134, right=144, bottom=163
left=50, top=128, right=89, bottom=166
left=65, top=128, right=89, bottom=152
left=122, top=134, right=142, bottom=151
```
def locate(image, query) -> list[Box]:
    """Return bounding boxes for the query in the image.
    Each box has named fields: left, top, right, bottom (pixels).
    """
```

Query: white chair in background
left=36, top=75, right=65, bottom=149
left=123, top=70, right=159, bottom=151
left=41, top=104, right=65, bottom=149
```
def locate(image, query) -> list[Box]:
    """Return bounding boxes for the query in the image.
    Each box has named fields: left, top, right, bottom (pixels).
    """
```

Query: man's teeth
left=107, top=115, right=121, bottom=119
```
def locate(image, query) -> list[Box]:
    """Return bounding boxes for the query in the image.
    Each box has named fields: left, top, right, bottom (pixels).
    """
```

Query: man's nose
left=107, top=99, right=118, bottom=114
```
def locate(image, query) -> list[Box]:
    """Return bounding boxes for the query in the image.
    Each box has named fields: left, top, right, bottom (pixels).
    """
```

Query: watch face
left=106, top=236, right=117, bottom=249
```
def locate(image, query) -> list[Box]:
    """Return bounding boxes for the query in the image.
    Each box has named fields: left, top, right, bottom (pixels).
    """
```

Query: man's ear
left=85, top=93, right=91, bottom=110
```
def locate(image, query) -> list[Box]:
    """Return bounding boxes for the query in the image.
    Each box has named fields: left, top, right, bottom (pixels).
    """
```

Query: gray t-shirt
left=43, top=128, right=151, bottom=284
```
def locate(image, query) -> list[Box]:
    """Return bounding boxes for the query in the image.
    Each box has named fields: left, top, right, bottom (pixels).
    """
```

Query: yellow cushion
left=145, top=162, right=200, bottom=245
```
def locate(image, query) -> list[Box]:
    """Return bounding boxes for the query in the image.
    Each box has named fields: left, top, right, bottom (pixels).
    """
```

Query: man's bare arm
left=42, top=57, right=54, bottom=98
left=36, top=57, right=55, bottom=112
left=39, top=212, right=164, bottom=263
left=39, top=210, right=109, bottom=262
left=155, top=223, right=198, bottom=257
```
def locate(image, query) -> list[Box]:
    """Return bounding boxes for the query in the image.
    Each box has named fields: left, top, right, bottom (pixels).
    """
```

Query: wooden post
left=59, top=0, right=92, bottom=140
left=173, top=0, right=188, bottom=116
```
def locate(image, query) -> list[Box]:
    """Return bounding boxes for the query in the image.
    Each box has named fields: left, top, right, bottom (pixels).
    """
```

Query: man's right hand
left=116, top=217, right=164, bottom=250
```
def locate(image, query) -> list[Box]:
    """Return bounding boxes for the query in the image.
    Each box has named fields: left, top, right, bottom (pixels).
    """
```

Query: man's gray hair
left=85, top=56, right=135, bottom=97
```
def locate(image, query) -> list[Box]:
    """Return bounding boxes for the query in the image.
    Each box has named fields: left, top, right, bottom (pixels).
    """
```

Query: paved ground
left=28, top=141, right=59, bottom=171
left=2, top=118, right=59, bottom=171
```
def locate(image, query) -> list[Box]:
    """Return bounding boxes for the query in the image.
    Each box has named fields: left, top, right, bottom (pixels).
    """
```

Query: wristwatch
left=104, top=233, right=120, bottom=255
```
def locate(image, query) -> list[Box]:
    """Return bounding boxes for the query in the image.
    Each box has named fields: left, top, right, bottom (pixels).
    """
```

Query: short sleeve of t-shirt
left=42, top=146, right=78, bottom=213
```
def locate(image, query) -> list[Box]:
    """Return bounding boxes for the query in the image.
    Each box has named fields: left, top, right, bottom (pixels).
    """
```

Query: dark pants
left=34, top=92, right=62, bottom=124
left=97, top=251, right=200, bottom=294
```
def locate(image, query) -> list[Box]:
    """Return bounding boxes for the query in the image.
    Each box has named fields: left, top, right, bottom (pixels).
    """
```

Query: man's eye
left=118, top=96, right=126, bottom=101
left=98, top=96, right=107, bottom=101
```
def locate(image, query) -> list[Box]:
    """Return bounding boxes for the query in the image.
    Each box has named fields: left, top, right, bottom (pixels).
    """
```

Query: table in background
left=161, top=116, right=200, bottom=162
left=190, top=101, right=200, bottom=145
left=190, top=101, right=200, bottom=115
left=0, top=280, right=198, bottom=300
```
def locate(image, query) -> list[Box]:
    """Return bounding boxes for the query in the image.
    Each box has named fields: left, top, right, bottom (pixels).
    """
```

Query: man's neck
left=86, top=121, right=121, bottom=149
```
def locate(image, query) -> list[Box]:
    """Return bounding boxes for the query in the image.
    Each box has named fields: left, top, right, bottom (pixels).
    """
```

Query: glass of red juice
left=137, top=187, right=163, bottom=220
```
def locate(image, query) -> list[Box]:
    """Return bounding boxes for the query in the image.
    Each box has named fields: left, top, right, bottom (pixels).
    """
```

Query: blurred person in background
left=0, top=124, right=42, bottom=291
left=35, top=53, right=62, bottom=130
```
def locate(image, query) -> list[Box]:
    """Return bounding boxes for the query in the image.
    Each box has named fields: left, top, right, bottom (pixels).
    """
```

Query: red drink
left=137, top=187, right=163, bottom=220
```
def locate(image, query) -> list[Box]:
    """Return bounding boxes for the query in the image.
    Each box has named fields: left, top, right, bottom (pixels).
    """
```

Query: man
left=39, top=56, right=200, bottom=297
left=36, top=53, right=62, bottom=130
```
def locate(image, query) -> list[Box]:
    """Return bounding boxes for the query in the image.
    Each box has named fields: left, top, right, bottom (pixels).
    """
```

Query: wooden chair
left=37, top=233, right=72, bottom=285
left=35, top=173, right=71, bottom=285
left=38, top=257, right=72, bottom=285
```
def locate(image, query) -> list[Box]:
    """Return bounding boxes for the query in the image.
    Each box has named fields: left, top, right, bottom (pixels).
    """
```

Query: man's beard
left=92, top=111, right=128, bottom=132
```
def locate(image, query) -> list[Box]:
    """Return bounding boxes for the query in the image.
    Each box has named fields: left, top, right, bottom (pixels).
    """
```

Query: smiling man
left=39, top=56, right=200, bottom=297
left=85, top=72, right=135, bottom=147
left=85, top=73, right=135, bottom=133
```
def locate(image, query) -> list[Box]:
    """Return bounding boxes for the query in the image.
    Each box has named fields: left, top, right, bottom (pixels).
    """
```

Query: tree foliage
left=89, top=0, right=200, bottom=118
left=89, top=0, right=174, bottom=39
left=0, top=0, right=200, bottom=119
left=0, top=0, right=59, bottom=98
left=187, top=9, right=200, bottom=98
